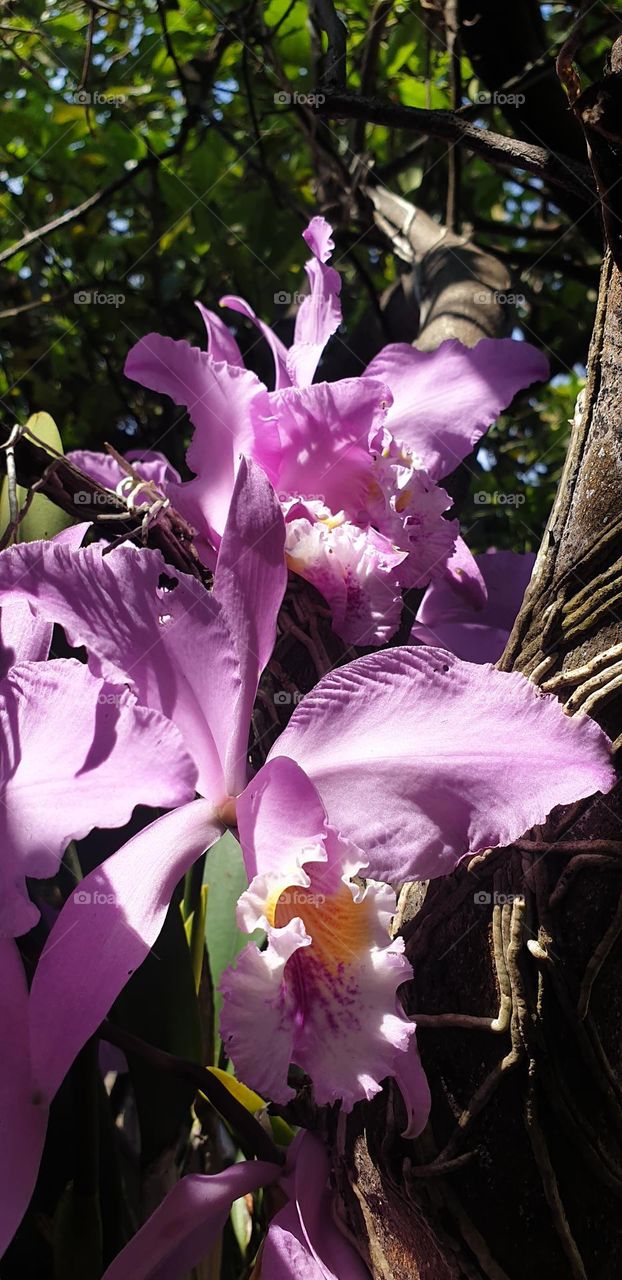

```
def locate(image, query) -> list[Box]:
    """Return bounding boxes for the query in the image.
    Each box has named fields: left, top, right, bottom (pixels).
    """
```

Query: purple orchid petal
left=0, top=659, right=198, bottom=938
left=213, top=458, right=287, bottom=795
left=228, top=758, right=428, bottom=1119
left=220, top=294, right=292, bottom=390
left=0, top=541, right=238, bottom=799
left=271, top=378, right=387, bottom=518
left=101, top=1161, right=280, bottom=1280
left=441, top=535, right=488, bottom=609
left=287, top=217, right=342, bottom=386
left=364, top=427, right=460, bottom=590
left=269, top=646, right=615, bottom=884
left=125, top=334, right=280, bottom=541
left=67, top=449, right=181, bottom=497
left=364, top=338, right=549, bottom=481
left=50, top=521, right=91, bottom=548
left=263, top=1131, right=370, bottom=1279
left=100, top=1131, right=365, bottom=1280
left=67, top=449, right=120, bottom=491
left=30, top=799, right=220, bottom=1102
left=413, top=550, right=536, bottom=663
left=0, top=600, right=52, bottom=679
left=220, top=921, right=307, bottom=1103
left=237, top=754, right=328, bottom=881
left=195, top=300, right=244, bottom=366
left=0, top=941, right=49, bottom=1257
left=285, top=514, right=405, bottom=646
left=392, top=1032, right=432, bottom=1140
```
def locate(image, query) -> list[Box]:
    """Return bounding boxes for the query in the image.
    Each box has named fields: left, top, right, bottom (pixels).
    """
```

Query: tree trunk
left=329, top=189, right=622, bottom=1280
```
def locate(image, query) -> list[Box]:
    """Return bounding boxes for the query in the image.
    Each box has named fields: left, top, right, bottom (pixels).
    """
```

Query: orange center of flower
left=267, top=876, right=373, bottom=972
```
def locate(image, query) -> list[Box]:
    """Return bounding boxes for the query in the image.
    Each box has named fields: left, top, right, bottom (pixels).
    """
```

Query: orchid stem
left=99, top=1021, right=284, bottom=1167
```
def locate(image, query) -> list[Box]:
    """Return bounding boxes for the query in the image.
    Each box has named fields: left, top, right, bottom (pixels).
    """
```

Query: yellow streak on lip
left=319, top=511, right=345, bottom=530
left=272, top=880, right=373, bottom=970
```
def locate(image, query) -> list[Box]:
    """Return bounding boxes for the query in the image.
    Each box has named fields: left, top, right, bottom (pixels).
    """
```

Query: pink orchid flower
left=123, top=216, right=549, bottom=644
left=220, top=756, right=431, bottom=1133
left=0, top=462, right=614, bottom=1254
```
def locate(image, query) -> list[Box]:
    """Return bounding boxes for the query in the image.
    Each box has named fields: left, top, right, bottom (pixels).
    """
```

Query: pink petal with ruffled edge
left=220, top=294, right=292, bottom=390
left=0, top=599, right=52, bottom=679
left=285, top=514, right=405, bottom=646
left=0, top=660, right=197, bottom=938
left=195, top=300, right=244, bottom=366
left=413, top=549, right=536, bottom=663
left=0, top=941, right=49, bottom=1258
left=220, top=918, right=308, bottom=1104
left=270, top=646, right=615, bottom=885
left=227, top=758, right=429, bottom=1122
left=365, top=338, right=549, bottom=482
left=124, top=334, right=280, bottom=541
left=287, top=217, right=342, bottom=387
left=365, top=428, right=459, bottom=590
left=0, top=540, right=237, bottom=799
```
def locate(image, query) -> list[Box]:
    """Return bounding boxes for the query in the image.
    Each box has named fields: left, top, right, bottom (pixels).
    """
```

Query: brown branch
left=78, top=5, right=96, bottom=93
left=353, top=0, right=393, bottom=153
left=317, top=92, right=594, bottom=200
left=312, top=0, right=347, bottom=93
left=444, top=0, right=462, bottom=232
left=155, top=0, right=189, bottom=98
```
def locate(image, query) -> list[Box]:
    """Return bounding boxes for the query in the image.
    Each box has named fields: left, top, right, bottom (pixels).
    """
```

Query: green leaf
left=183, top=882, right=209, bottom=992
left=0, top=412, right=74, bottom=544
left=204, top=832, right=263, bottom=1063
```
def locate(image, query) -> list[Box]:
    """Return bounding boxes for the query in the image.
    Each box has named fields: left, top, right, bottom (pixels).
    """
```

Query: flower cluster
left=0, top=220, right=614, bottom=1280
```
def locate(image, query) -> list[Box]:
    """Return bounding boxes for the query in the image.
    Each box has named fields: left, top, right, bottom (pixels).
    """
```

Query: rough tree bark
left=327, top=43, right=622, bottom=1280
